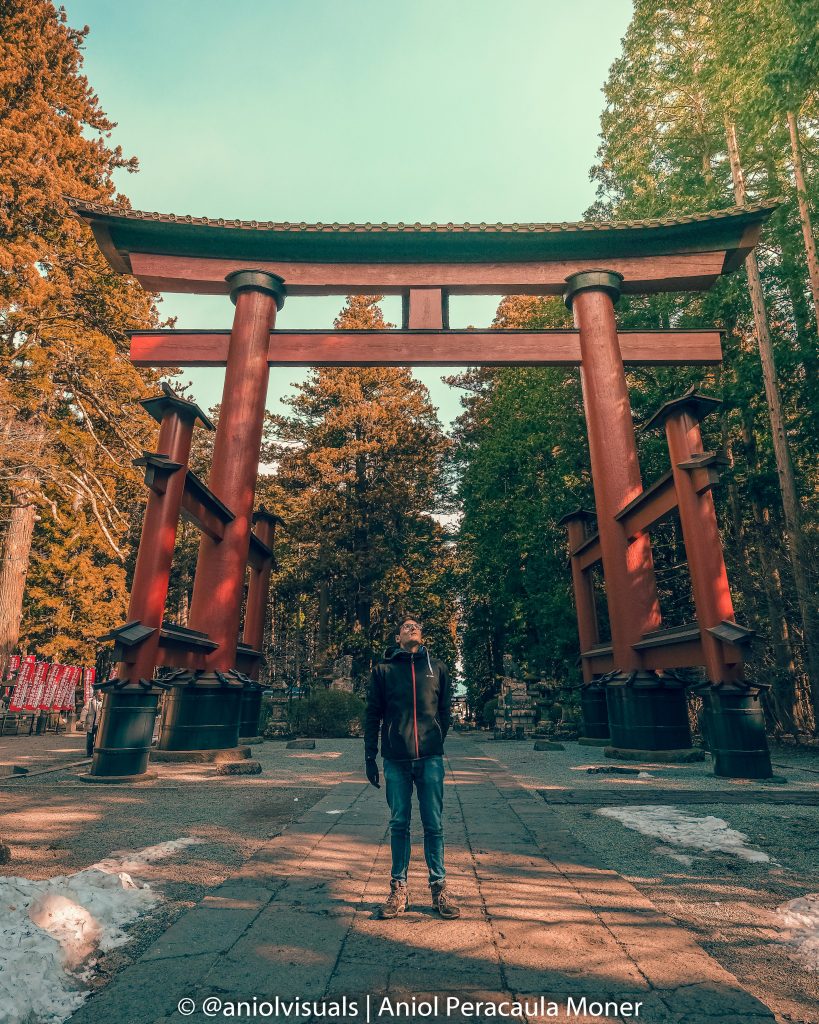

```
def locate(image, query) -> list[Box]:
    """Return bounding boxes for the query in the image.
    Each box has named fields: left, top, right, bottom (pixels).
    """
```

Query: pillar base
left=158, top=671, right=244, bottom=751
left=239, top=680, right=264, bottom=742
left=698, top=685, right=772, bottom=780
left=577, top=736, right=611, bottom=747
left=90, top=686, right=161, bottom=778
left=579, top=682, right=609, bottom=740
left=604, top=671, right=692, bottom=752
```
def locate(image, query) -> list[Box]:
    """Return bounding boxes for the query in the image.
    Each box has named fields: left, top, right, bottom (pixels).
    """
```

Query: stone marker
left=216, top=760, right=262, bottom=776
left=287, top=739, right=316, bottom=750
left=534, top=741, right=566, bottom=751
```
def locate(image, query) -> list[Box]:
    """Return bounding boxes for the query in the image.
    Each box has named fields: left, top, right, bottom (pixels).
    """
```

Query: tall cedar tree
left=0, top=1, right=161, bottom=668
left=262, top=296, right=457, bottom=688
left=585, top=0, right=818, bottom=731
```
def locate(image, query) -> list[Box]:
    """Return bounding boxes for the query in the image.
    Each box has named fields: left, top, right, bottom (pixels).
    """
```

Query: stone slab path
left=68, top=737, right=777, bottom=1024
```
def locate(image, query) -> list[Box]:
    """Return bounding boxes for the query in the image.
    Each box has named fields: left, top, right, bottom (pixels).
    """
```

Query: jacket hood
left=384, top=644, right=434, bottom=672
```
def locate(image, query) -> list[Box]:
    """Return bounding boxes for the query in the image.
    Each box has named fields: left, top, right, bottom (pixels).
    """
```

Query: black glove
left=365, top=757, right=380, bottom=788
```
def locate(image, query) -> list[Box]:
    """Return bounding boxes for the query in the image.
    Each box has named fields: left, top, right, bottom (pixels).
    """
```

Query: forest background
left=0, top=0, right=816, bottom=734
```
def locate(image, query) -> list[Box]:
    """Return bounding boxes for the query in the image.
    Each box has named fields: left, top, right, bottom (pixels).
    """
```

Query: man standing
left=79, top=693, right=102, bottom=758
left=365, top=616, right=460, bottom=920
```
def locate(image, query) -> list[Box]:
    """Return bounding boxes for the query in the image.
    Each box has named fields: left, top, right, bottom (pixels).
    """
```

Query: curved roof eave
left=66, top=196, right=779, bottom=274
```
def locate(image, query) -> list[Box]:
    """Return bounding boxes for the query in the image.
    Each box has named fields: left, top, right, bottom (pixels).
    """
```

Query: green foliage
left=451, top=299, right=590, bottom=714
left=288, top=689, right=366, bottom=738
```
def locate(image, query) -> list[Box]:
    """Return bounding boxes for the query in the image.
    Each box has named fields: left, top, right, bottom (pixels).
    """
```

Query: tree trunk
left=787, top=109, right=819, bottom=332
left=0, top=469, right=38, bottom=672
left=317, top=577, right=329, bottom=666
left=724, top=115, right=819, bottom=729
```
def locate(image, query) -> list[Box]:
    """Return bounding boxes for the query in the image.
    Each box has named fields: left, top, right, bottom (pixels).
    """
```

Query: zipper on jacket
left=411, top=657, right=420, bottom=759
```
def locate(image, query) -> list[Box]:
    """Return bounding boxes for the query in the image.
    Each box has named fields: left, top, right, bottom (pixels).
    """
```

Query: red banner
left=82, top=667, right=96, bottom=705
left=5, top=654, right=21, bottom=681
left=51, top=665, right=70, bottom=711
left=70, top=666, right=84, bottom=709
left=8, top=655, right=36, bottom=711
left=56, top=666, right=74, bottom=711
left=40, top=663, right=62, bottom=710
left=24, top=661, right=49, bottom=710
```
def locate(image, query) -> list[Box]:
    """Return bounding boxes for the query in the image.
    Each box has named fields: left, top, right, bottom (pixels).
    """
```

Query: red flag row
left=5, top=656, right=95, bottom=712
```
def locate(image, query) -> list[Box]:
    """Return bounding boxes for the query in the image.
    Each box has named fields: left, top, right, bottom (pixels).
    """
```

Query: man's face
left=397, top=620, right=422, bottom=648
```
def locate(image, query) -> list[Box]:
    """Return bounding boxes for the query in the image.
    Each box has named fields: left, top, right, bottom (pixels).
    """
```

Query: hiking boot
left=379, top=880, right=409, bottom=919
left=431, top=881, right=460, bottom=919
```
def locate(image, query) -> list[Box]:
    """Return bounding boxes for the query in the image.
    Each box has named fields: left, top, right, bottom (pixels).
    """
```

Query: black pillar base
left=158, top=671, right=243, bottom=751
left=239, top=680, right=264, bottom=741
left=699, top=685, right=772, bottom=779
left=604, top=671, right=691, bottom=751
left=91, top=686, right=161, bottom=778
left=579, top=681, right=609, bottom=740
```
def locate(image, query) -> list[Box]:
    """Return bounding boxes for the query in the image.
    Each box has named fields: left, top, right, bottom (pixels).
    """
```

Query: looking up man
left=364, top=615, right=460, bottom=920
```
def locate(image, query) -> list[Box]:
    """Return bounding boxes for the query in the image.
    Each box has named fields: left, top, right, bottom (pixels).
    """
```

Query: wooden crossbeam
left=128, top=250, right=727, bottom=296
left=130, top=329, right=723, bottom=368
left=615, top=470, right=678, bottom=540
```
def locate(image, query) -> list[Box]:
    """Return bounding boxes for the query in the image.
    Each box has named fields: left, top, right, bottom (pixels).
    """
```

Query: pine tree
left=264, top=297, right=456, bottom=685
left=0, top=1, right=161, bottom=668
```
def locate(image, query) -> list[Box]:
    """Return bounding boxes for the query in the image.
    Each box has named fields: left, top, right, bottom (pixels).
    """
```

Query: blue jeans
left=383, top=755, right=445, bottom=886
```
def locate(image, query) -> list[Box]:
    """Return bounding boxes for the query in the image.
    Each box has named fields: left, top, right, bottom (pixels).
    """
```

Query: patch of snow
left=597, top=805, right=769, bottom=863
left=637, top=772, right=654, bottom=779
left=0, top=838, right=202, bottom=1024
left=651, top=844, right=694, bottom=867
left=325, top=810, right=344, bottom=815
left=777, top=893, right=819, bottom=971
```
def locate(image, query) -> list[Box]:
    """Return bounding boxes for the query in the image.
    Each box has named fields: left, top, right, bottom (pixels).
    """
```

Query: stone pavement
left=68, top=737, right=777, bottom=1024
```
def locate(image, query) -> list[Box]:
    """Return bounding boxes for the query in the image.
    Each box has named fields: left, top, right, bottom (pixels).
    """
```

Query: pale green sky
left=64, top=0, right=633, bottom=427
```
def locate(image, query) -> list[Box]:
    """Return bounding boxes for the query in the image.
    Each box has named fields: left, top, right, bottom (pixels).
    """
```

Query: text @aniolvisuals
left=175, top=995, right=645, bottom=1019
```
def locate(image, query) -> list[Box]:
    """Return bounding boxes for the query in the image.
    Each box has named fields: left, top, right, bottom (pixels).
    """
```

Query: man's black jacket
left=365, top=646, right=452, bottom=761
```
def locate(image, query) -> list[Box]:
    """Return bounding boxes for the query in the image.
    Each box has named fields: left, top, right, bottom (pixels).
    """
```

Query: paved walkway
left=68, top=737, right=776, bottom=1024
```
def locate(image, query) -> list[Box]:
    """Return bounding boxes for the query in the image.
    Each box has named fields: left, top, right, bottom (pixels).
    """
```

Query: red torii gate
left=69, top=197, right=776, bottom=780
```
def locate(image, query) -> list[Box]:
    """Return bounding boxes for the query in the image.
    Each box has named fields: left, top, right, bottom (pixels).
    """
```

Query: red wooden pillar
left=187, top=271, right=286, bottom=669
left=558, top=509, right=599, bottom=683
left=656, top=393, right=741, bottom=684
left=122, top=388, right=213, bottom=682
left=564, top=271, right=662, bottom=670
left=242, top=507, right=280, bottom=678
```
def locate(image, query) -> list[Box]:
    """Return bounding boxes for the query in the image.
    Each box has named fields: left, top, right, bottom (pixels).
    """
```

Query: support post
left=91, top=386, right=212, bottom=778
left=559, top=508, right=610, bottom=743
left=564, top=271, right=690, bottom=755
left=659, top=395, right=740, bottom=685
left=160, top=270, right=286, bottom=752
left=644, top=389, right=772, bottom=778
left=564, top=271, right=662, bottom=663
left=558, top=509, right=600, bottom=682
left=238, top=507, right=281, bottom=740
left=242, top=507, right=280, bottom=669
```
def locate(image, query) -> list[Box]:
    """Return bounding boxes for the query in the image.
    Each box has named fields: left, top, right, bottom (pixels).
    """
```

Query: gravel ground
left=0, top=729, right=88, bottom=776
left=0, top=737, right=363, bottom=996
left=476, top=732, right=819, bottom=1024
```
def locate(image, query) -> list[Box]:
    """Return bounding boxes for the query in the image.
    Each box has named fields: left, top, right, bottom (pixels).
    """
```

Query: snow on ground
left=597, top=805, right=769, bottom=863
left=0, top=838, right=201, bottom=1024
left=778, top=893, right=819, bottom=971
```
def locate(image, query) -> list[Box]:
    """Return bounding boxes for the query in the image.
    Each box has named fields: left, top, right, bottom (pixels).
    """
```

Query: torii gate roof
left=68, top=197, right=777, bottom=297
